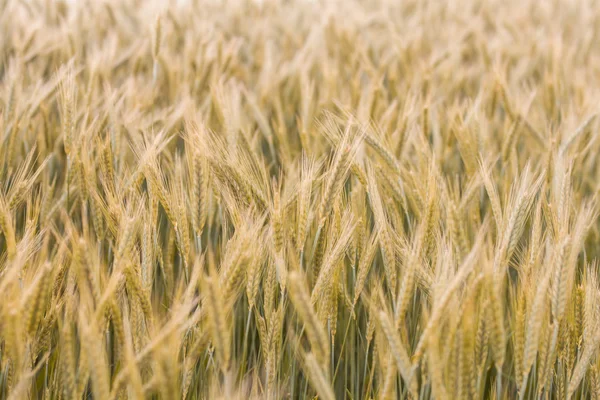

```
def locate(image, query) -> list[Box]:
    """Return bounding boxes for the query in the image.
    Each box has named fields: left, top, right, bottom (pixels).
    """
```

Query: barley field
left=1, top=0, right=600, bottom=399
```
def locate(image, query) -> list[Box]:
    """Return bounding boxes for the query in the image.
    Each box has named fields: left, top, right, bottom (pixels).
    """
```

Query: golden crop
left=1, top=0, right=600, bottom=399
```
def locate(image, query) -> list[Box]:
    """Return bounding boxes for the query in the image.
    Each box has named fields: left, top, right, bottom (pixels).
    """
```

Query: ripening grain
left=1, top=0, right=600, bottom=399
